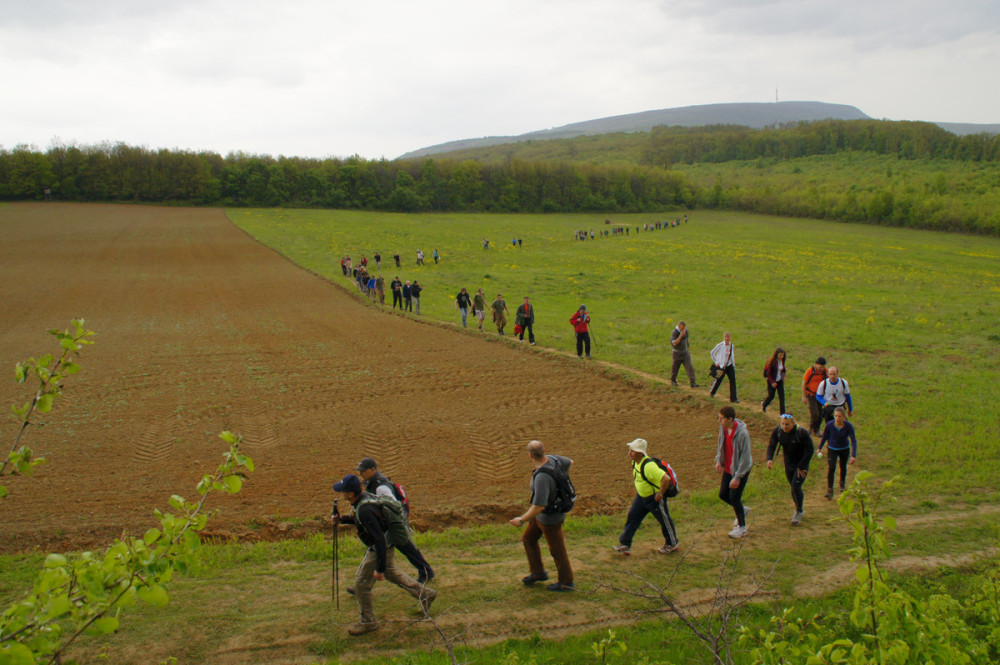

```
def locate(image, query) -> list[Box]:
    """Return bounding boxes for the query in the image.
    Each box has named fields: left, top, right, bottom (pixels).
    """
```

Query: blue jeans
left=460, top=307, right=468, bottom=326
left=618, top=494, right=678, bottom=547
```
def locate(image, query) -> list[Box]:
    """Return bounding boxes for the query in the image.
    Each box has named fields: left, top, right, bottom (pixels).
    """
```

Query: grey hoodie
left=716, top=418, right=752, bottom=479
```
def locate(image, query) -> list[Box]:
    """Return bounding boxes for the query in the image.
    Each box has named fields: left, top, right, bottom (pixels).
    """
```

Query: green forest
left=2, top=119, right=999, bottom=234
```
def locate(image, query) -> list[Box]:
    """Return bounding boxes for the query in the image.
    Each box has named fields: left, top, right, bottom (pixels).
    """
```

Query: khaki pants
left=354, top=547, right=431, bottom=625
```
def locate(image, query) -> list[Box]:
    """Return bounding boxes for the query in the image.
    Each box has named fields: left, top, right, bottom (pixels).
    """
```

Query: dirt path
left=0, top=203, right=772, bottom=553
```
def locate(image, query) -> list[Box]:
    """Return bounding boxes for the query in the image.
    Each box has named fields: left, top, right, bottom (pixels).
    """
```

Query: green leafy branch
left=0, top=432, right=254, bottom=665
left=1, top=319, right=95, bottom=498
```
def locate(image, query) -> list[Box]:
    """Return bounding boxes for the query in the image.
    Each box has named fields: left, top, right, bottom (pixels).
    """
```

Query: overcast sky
left=2, top=0, right=997, bottom=160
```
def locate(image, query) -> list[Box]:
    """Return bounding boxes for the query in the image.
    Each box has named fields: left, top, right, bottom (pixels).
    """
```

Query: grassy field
left=230, top=208, right=1000, bottom=496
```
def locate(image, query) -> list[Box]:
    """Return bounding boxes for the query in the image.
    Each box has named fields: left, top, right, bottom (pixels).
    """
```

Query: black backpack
left=532, top=460, right=576, bottom=514
left=639, top=457, right=680, bottom=498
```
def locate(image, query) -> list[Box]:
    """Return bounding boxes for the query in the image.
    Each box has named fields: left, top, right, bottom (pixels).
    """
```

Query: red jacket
left=570, top=310, right=590, bottom=333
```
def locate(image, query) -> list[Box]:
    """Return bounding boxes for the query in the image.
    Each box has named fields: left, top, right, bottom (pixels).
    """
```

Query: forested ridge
left=2, top=119, right=999, bottom=234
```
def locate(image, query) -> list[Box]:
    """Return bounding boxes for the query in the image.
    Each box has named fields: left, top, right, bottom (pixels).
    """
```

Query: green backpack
left=356, top=494, right=413, bottom=548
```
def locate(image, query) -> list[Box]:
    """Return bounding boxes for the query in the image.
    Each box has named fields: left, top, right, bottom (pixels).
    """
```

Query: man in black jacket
left=390, top=277, right=403, bottom=310
left=766, top=414, right=814, bottom=526
left=355, top=457, right=435, bottom=583
left=333, top=474, right=436, bottom=636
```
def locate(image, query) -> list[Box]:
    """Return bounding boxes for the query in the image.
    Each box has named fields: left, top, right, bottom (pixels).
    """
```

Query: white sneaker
left=728, top=525, right=748, bottom=539
left=733, top=505, right=751, bottom=527
left=791, top=511, right=803, bottom=525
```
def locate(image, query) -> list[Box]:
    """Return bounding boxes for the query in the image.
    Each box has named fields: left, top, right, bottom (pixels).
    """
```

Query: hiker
left=613, top=438, right=679, bottom=555
left=411, top=280, right=423, bottom=315
left=801, top=357, right=828, bottom=436
left=390, top=276, right=403, bottom=310
left=456, top=287, right=472, bottom=327
left=373, top=251, right=381, bottom=268
left=509, top=440, right=575, bottom=592
left=815, top=366, right=853, bottom=424
left=515, top=297, right=535, bottom=345
left=374, top=274, right=385, bottom=305
left=433, top=249, right=440, bottom=264
left=472, top=288, right=488, bottom=331
left=570, top=305, right=591, bottom=359
left=416, top=249, right=424, bottom=266
left=492, top=293, right=509, bottom=336
left=403, top=281, right=413, bottom=312
left=761, top=347, right=787, bottom=414
left=715, top=405, right=752, bottom=539
left=817, top=406, right=858, bottom=499
left=670, top=321, right=699, bottom=388
left=766, top=414, right=814, bottom=525
left=709, top=332, right=739, bottom=403
left=332, top=474, right=436, bottom=636
left=355, top=457, right=434, bottom=583
left=393, top=252, right=401, bottom=268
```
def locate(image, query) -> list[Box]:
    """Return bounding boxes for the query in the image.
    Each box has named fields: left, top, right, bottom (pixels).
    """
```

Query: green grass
left=228, top=208, right=1000, bottom=497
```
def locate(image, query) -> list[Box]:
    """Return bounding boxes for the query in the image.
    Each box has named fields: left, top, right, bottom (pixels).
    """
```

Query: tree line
left=639, top=119, right=1000, bottom=167
left=0, top=142, right=694, bottom=213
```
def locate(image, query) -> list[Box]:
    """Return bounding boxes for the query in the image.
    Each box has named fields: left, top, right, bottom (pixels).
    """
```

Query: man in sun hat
left=613, top=438, right=680, bottom=555
left=332, top=473, right=436, bottom=636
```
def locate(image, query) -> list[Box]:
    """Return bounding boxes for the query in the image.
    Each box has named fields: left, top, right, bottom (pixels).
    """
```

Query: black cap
left=816, top=356, right=827, bottom=365
left=355, top=457, right=378, bottom=472
left=333, top=474, right=362, bottom=493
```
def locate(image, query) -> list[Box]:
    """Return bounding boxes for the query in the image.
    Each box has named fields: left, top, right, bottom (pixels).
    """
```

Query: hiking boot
left=419, top=589, right=437, bottom=613
left=728, top=525, right=748, bottom=539
left=347, top=622, right=378, bottom=636
left=825, top=487, right=834, bottom=500
left=546, top=582, right=575, bottom=592
left=791, top=511, right=803, bottom=526
left=733, top=505, right=751, bottom=527
left=656, top=543, right=680, bottom=554
left=612, top=545, right=631, bottom=556
left=522, top=572, right=549, bottom=586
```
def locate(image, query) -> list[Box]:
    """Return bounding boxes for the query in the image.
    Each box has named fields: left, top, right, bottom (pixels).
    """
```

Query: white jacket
left=711, top=341, right=735, bottom=368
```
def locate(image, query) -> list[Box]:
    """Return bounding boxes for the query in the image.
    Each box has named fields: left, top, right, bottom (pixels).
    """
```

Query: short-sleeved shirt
left=671, top=327, right=690, bottom=354
left=492, top=299, right=507, bottom=315
left=530, top=454, right=572, bottom=525
left=632, top=456, right=666, bottom=498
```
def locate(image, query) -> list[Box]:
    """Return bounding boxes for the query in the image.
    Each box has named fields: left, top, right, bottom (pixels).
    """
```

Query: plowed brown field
left=0, top=203, right=767, bottom=553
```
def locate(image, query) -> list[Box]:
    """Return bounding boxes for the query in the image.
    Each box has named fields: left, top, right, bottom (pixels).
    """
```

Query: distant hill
left=398, top=101, right=998, bottom=160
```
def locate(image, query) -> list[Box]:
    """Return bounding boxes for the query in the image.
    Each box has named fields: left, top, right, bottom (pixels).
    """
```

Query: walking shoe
left=530, top=342, right=536, bottom=346
left=691, top=383, right=700, bottom=388
left=612, top=544, right=631, bottom=556
left=791, top=511, right=803, bottom=526
left=586, top=354, right=591, bottom=358
left=733, top=505, right=751, bottom=527
left=418, top=589, right=437, bottom=613
left=731, top=399, right=740, bottom=404
left=546, top=582, right=575, bottom=592
left=728, top=525, right=748, bottom=539
left=656, top=543, right=680, bottom=554
left=521, top=572, right=549, bottom=586
left=347, top=622, right=378, bottom=636
left=671, top=380, right=679, bottom=386
left=839, top=485, right=846, bottom=494
left=761, top=401, right=766, bottom=413
left=825, top=487, right=834, bottom=500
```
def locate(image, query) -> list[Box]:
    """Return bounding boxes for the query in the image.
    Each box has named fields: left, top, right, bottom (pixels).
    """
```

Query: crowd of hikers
left=330, top=222, right=861, bottom=636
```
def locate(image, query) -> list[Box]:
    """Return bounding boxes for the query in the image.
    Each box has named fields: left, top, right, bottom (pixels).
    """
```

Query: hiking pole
left=589, top=326, right=598, bottom=352
left=332, top=499, right=340, bottom=610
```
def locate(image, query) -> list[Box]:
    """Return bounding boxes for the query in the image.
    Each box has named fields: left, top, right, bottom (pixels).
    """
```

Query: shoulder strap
left=637, top=458, right=658, bottom=489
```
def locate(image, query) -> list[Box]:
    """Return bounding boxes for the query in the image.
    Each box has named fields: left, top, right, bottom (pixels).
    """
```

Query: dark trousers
left=519, top=322, right=535, bottom=344
left=807, top=395, right=823, bottom=435
left=710, top=364, right=738, bottom=401
left=822, top=403, right=844, bottom=424
left=763, top=380, right=785, bottom=413
left=522, top=519, right=573, bottom=585
left=671, top=351, right=696, bottom=386
left=827, top=448, right=850, bottom=488
left=784, top=465, right=806, bottom=512
left=392, top=291, right=402, bottom=309
left=719, top=471, right=750, bottom=527
left=575, top=332, right=591, bottom=357
left=404, top=296, right=412, bottom=312
left=397, top=540, right=433, bottom=580
left=618, top=494, right=678, bottom=548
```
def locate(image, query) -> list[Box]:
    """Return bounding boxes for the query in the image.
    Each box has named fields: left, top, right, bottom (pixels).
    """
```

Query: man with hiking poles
left=332, top=474, right=437, bottom=636
left=570, top=304, right=592, bottom=359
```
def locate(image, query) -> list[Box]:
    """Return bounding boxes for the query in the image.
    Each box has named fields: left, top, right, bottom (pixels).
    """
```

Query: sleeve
left=374, top=484, right=395, bottom=499
left=815, top=380, right=827, bottom=405
left=530, top=472, right=551, bottom=508
left=766, top=428, right=779, bottom=462
left=848, top=423, right=858, bottom=457
left=844, top=380, right=853, bottom=411
left=797, top=429, right=814, bottom=469
left=819, top=423, right=831, bottom=451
